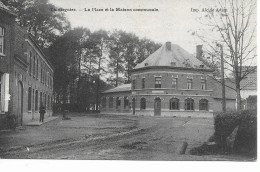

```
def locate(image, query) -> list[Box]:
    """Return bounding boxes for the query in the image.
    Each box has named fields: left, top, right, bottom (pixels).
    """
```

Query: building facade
left=100, top=42, right=236, bottom=117
left=0, top=2, right=54, bottom=128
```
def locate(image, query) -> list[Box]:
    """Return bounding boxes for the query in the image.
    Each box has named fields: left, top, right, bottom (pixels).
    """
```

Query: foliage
left=3, top=0, right=71, bottom=47
left=191, top=0, right=257, bottom=110
left=48, top=28, right=160, bottom=111
left=190, top=109, right=257, bottom=157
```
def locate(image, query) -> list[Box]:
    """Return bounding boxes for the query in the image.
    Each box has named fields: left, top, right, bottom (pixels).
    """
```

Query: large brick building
left=100, top=42, right=236, bottom=117
left=0, top=2, right=54, bottom=128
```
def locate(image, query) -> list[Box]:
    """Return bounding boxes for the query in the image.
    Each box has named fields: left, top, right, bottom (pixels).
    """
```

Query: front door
left=154, top=97, right=161, bottom=116
left=132, top=98, right=135, bottom=115
left=17, top=82, right=23, bottom=125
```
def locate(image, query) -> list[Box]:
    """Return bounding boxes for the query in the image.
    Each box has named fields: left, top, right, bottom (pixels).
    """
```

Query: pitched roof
left=240, top=66, right=257, bottom=90
left=0, top=1, right=16, bottom=16
left=103, top=84, right=131, bottom=93
left=134, top=42, right=208, bottom=69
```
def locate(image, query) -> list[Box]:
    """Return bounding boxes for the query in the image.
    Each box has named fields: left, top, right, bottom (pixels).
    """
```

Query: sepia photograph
left=0, top=0, right=258, bottom=166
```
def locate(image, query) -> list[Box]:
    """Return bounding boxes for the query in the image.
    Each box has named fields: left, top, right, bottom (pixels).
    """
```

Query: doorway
left=154, top=97, right=161, bottom=116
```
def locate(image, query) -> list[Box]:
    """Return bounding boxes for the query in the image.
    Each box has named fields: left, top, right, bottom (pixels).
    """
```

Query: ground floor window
left=116, top=97, right=121, bottom=109
left=199, top=99, right=208, bottom=111
left=140, top=98, right=146, bottom=109
left=185, top=98, right=194, bottom=110
left=102, top=97, right=106, bottom=108
left=124, top=96, right=129, bottom=109
left=169, top=98, right=179, bottom=110
left=35, top=90, right=38, bottom=111
left=28, top=87, right=32, bottom=111
left=0, top=74, right=2, bottom=112
left=109, top=97, right=113, bottom=108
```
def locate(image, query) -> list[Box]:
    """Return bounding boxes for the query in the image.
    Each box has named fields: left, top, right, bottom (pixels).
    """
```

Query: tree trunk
left=236, top=84, right=242, bottom=111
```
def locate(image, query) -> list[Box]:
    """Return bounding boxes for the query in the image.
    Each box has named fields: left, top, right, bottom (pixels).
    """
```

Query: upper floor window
left=155, top=77, right=161, bottom=88
left=0, top=27, right=4, bottom=54
left=142, top=78, right=145, bottom=89
left=172, top=78, right=178, bottom=89
left=187, top=79, right=192, bottom=89
left=29, top=52, right=32, bottom=75
left=201, top=79, right=206, bottom=90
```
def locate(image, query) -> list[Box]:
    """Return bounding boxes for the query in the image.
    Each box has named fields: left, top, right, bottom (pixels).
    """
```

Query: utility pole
left=217, top=44, right=226, bottom=112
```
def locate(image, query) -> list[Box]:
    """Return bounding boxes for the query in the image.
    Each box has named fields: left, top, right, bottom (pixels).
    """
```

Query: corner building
left=101, top=42, right=236, bottom=117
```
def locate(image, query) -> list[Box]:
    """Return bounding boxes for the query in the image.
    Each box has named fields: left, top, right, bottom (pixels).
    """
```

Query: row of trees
left=3, top=0, right=161, bottom=111
left=47, top=28, right=161, bottom=111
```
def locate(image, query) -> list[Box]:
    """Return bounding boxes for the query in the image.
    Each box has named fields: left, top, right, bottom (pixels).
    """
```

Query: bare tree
left=192, top=0, right=257, bottom=110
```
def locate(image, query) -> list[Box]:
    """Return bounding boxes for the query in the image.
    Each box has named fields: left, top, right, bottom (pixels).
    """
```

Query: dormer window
left=145, top=63, right=148, bottom=66
left=171, top=62, right=176, bottom=66
left=200, top=65, right=204, bottom=68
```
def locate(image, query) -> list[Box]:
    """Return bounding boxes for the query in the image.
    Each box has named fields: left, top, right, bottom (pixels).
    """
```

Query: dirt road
left=0, top=113, right=246, bottom=160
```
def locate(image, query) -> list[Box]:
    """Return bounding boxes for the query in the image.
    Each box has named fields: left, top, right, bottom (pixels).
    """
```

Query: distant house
left=0, top=2, right=54, bottom=129
left=240, top=66, right=257, bottom=109
left=100, top=42, right=236, bottom=117
left=240, top=66, right=257, bottom=99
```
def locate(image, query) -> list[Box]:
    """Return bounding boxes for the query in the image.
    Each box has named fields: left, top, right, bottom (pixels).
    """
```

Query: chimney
left=166, top=42, right=171, bottom=51
left=196, top=45, right=203, bottom=59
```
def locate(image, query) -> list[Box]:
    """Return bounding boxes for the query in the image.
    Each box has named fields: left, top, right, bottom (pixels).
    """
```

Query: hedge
left=190, top=109, right=257, bottom=157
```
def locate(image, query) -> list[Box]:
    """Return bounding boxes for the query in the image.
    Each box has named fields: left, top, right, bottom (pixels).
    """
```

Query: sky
left=49, top=0, right=219, bottom=54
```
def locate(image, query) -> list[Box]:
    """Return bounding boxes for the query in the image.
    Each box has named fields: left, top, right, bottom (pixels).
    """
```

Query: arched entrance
left=17, top=81, right=23, bottom=126
left=154, top=97, right=161, bottom=116
left=132, top=98, right=135, bottom=115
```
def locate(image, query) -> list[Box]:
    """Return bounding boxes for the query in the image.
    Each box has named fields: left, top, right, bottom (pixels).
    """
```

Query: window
left=32, top=89, right=34, bottom=110
left=116, top=97, right=121, bottom=109
left=29, top=52, right=32, bottom=75
left=140, top=98, right=146, bottom=110
left=185, top=98, right=194, bottom=110
left=169, top=98, right=179, bottom=110
left=40, top=64, right=43, bottom=83
left=40, top=92, right=42, bottom=106
left=142, top=78, right=145, bottom=89
left=155, top=77, right=161, bottom=88
left=35, top=90, right=38, bottom=111
left=36, top=59, right=39, bottom=79
left=187, top=79, right=192, bottom=89
left=132, top=79, right=136, bottom=89
left=199, top=99, right=208, bottom=111
left=33, top=55, right=36, bottom=77
left=102, top=97, right=106, bottom=108
left=0, top=27, right=4, bottom=54
left=172, top=78, right=178, bottom=89
left=28, top=87, right=32, bottom=111
left=201, top=79, right=206, bottom=90
left=0, top=74, right=2, bottom=112
left=109, top=97, right=113, bottom=108
left=124, top=96, right=129, bottom=109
